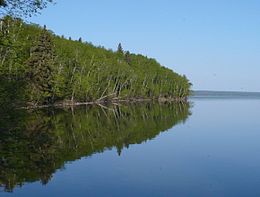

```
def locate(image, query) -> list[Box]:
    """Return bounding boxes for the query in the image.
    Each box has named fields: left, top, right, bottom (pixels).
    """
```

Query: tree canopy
left=0, top=0, right=54, bottom=17
left=27, top=27, right=55, bottom=104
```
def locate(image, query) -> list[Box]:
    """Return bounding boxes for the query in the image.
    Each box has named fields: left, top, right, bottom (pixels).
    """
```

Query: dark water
left=1, top=98, right=260, bottom=196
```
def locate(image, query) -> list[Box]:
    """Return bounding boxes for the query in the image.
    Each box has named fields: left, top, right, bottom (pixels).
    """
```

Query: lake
left=1, top=96, right=260, bottom=196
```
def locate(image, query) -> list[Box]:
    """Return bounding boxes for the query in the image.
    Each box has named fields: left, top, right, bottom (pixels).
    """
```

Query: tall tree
left=0, top=0, right=54, bottom=17
left=27, top=26, right=55, bottom=104
left=117, top=43, right=123, bottom=54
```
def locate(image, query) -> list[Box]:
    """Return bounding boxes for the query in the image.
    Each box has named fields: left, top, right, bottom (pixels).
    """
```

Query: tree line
left=0, top=16, right=191, bottom=107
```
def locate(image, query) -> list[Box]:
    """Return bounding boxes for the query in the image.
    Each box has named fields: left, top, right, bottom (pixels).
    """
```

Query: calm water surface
left=1, top=98, right=260, bottom=196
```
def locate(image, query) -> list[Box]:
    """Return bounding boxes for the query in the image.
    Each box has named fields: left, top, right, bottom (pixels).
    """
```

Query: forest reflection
left=0, top=102, right=191, bottom=192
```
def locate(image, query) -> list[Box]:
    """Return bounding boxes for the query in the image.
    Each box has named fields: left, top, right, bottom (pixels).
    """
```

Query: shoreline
left=19, top=97, right=188, bottom=110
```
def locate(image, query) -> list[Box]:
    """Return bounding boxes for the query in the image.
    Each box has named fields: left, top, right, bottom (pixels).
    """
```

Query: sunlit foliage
left=0, top=17, right=191, bottom=107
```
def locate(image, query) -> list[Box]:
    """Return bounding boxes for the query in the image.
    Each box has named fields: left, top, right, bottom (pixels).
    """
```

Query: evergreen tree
left=27, top=27, right=55, bottom=104
left=117, top=43, right=123, bottom=54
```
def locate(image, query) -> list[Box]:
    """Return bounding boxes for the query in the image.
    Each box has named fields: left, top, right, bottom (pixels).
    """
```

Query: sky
left=30, top=0, right=260, bottom=92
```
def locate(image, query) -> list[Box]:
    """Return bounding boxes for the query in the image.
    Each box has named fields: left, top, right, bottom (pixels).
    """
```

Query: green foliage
left=0, top=78, right=26, bottom=111
left=0, top=0, right=54, bottom=18
left=26, top=27, right=55, bottom=104
left=0, top=17, right=191, bottom=106
left=125, top=50, right=131, bottom=64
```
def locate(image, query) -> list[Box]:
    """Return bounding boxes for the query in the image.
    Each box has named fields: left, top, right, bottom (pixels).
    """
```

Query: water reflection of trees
left=0, top=102, right=191, bottom=192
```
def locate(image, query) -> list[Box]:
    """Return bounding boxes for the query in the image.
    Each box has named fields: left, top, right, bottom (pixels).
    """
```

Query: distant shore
left=191, top=90, right=260, bottom=99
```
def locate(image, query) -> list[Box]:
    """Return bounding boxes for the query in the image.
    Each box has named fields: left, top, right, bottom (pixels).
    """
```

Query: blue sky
left=30, top=0, right=260, bottom=91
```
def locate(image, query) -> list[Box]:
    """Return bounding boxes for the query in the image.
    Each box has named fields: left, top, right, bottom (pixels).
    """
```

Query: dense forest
left=0, top=102, right=191, bottom=192
left=0, top=16, right=191, bottom=108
